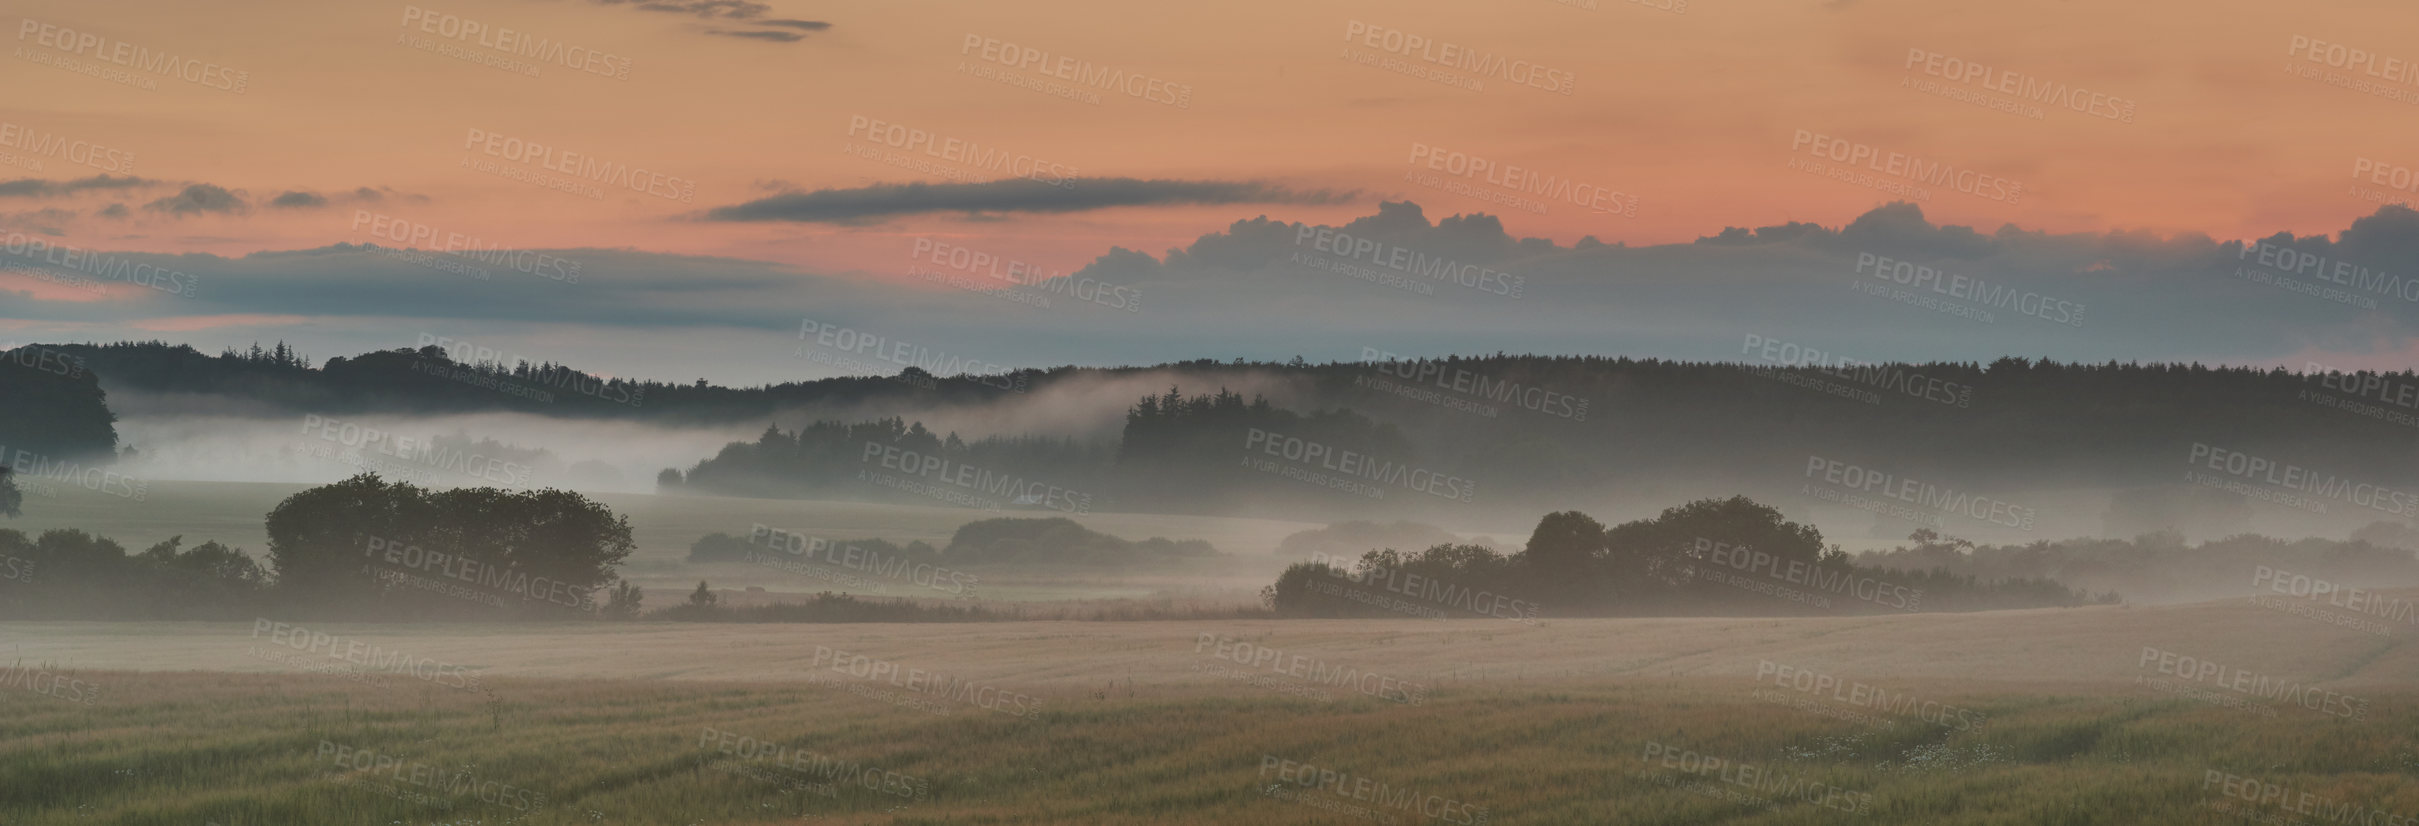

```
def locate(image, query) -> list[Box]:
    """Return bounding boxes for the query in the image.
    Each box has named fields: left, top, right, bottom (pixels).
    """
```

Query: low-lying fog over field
left=10, top=0, right=2419, bottom=822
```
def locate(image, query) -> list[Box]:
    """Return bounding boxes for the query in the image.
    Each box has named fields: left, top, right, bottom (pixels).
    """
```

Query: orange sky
left=7, top=0, right=2419, bottom=283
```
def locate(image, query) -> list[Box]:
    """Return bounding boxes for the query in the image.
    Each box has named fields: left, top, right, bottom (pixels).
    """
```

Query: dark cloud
left=18, top=202, right=2419, bottom=385
left=143, top=184, right=248, bottom=216
left=597, top=0, right=772, bottom=17
left=97, top=203, right=129, bottom=219
left=261, top=187, right=420, bottom=210
left=705, top=178, right=1361, bottom=224
left=586, top=1, right=829, bottom=43
left=0, top=174, right=159, bottom=198
left=706, top=28, right=804, bottom=41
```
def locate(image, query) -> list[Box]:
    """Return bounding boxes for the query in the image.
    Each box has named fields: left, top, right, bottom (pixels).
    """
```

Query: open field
left=6, top=594, right=2419, bottom=823
left=7, top=595, right=2418, bottom=688
left=4, top=594, right=2417, bottom=824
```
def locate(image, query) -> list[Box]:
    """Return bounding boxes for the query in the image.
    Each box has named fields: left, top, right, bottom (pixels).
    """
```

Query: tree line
left=1263, top=497, right=2111, bottom=618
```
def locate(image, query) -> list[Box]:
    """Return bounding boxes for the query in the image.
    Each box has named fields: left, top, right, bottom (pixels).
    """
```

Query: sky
left=7, top=0, right=2419, bottom=384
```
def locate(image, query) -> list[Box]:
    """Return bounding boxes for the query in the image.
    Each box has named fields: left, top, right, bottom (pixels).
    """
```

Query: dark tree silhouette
left=264, top=474, right=633, bottom=618
left=0, top=466, right=19, bottom=519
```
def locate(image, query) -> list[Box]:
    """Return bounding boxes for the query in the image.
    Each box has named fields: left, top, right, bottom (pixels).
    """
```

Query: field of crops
left=3, top=591, right=2416, bottom=823
left=4, top=664, right=2412, bottom=824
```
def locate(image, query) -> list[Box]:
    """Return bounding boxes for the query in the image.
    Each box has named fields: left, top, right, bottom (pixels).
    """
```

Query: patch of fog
left=108, top=392, right=759, bottom=494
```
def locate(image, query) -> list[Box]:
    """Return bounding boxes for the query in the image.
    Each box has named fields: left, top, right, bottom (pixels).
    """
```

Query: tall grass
left=2, top=671, right=2412, bottom=824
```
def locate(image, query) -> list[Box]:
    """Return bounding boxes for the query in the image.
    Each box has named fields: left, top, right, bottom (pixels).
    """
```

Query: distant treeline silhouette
left=24, top=341, right=2419, bottom=497
left=1264, top=497, right=2113, bottom=618
left=648, top=359, right=2419, bottom=521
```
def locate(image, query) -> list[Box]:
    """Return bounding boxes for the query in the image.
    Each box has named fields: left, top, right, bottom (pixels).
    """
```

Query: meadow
left=3, top=663, right=2411, bottom=824
left=4, top=593, right=2416, bottom=823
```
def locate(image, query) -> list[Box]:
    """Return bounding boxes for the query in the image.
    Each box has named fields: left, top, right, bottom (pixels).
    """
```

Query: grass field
left=3, top=659, right=2411, bottom=824
left=5, top=593, right=2417, bottom=823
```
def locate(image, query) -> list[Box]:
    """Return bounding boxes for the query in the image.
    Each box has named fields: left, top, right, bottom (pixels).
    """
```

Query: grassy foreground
left=3, top=669, right=2415, bottom=825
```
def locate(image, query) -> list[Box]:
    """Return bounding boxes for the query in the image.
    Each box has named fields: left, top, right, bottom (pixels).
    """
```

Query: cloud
left=263, top=186, right=421, bottom=210
left=705, top=178, right=1362, bottom=224
left=0, top=175, right=159, bottom=198
left=587, top=0, right=829, bottom=42
left=16, top=202, right=2419, bottom=386
left=143, top=184, right=248, bottom=216
left=706, top=28, right=804, bottom=41
left=594, top=0, right=772, bottom=17
left=129, top=313, right=314, bottom=332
